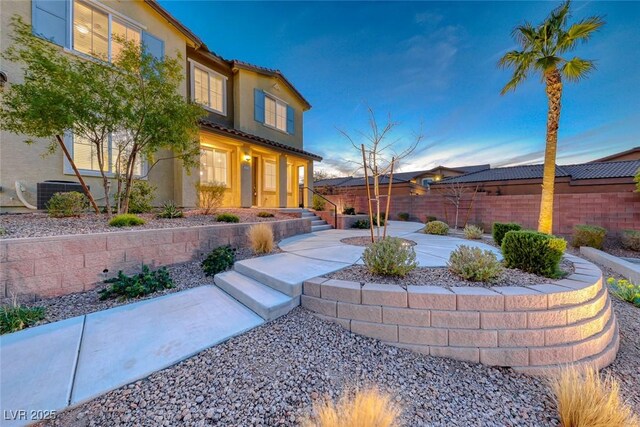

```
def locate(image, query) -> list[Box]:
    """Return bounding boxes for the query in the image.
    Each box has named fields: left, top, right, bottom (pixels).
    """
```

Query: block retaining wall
left=0, top=218, right=311, bottom=300
left=301, top=254, right=619, bottom=373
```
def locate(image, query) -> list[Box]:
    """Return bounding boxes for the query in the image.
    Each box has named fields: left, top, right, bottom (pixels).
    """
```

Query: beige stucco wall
left=0, top=0, right=191, bottom=212
left=233, top=68, right=305, bottom=150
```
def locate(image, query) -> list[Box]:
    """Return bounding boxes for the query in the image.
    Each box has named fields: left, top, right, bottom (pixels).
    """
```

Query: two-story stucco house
left=0, top=0, right=320, bottom=212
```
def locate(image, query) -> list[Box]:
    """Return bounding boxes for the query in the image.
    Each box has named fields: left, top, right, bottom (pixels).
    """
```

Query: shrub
left=448, top=245, right=502, bottom=282
left=492, top=222, right=522, bottom=246
left=463, top=224, right=484, bottom=239
left=216, top=213, right=240, bottom=223
left=342, top=206, right=356, bottom=215
left=247, top=223, right=274, bottom=254
left=397, top=212, right=410, bottom=221
left=201, top=245, right=236, bottom=276
left=502, top=230, right=566, bottom=278
left=109, top=213, right=146, bottom=227
left=312, top=194, right=326, bottom=211
left=425, top=220, right=449, bottom=235
left=363, top=237, right=418, bottom=277
left=99, top=265, right=173, bottom=300
left=196, top=182, right=226, bottom=215
left=607, top=277, right=640, bottom=307
left=621, top=230, right=640, bottom=252
left=0, top=227, right=5, bottom=236
left=571, top=224, right=607, bottom=249
left=46, top=191, right=88, bottom=218
left=302, top=387, right=401, bottom=427
left=257, top=211, right=274, bottom=218
left=425, top=215, right=437, bottom=223
left=352, top=219, right=371, bottom=229
left=157, top=200, right=183, bottom=219
left=0, top=304, right=45, bottom=334
left=550, top=366, right=638, bottom=427
left=122, top=180, right=155, bottom=214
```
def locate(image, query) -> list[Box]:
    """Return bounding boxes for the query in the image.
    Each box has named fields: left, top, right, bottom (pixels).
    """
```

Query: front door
left=252, top=156, right=259, bottom=206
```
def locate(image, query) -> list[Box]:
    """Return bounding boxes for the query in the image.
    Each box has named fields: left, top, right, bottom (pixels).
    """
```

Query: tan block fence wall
left=1, top=218, right=311, bottom=300
left=301, top=254, right=619, bottom=372
left=325, top=192, right=640, bottom=235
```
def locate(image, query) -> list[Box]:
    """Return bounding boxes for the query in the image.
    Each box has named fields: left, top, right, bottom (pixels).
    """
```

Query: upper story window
left=73, top=0, right=141, bottom=62
left=190, top=60, right=227, bottom=115
left=254, top=89, right=295, bottom=135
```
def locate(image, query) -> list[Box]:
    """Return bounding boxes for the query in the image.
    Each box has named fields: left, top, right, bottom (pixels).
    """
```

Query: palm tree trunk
left=538, top=68, right=562, bottom=234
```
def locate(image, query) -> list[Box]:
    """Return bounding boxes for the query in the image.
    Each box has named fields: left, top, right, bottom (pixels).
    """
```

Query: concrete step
left=311, top=219, right=327, bottom=226
left=301, top=212, right=316, bottom=218
left=214, top=271, right=299, bottom=321
left=312, top=224, right=332, bottom=232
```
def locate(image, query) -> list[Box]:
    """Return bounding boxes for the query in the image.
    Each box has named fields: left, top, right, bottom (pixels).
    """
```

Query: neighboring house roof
left=439, top=160, right=640, bottom=184
left=454, top=164, right=491, bottom=174
left=230, top=60, right=312, bottom=110
left=591, top=147, right=640, bottom=162
left=144, top=0, right=206, bottom=49
left=314, top=177, right=354, bottom=187
left=199, top=121, right=322, bottom=161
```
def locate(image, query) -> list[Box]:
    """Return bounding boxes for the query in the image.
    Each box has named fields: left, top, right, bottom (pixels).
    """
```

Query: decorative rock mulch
left=0, top=209, right=297, bottom=239
left=339, top=236, right=417, bottom=247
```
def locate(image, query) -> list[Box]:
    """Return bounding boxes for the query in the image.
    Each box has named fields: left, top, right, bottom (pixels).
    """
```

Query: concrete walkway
left=0, top=286, right=263, bottom=427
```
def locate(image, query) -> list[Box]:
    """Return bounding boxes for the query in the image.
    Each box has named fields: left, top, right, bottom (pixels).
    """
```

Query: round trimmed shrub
left=121, top=180, right=156, bottom=214
left=363, top=237, right=418, bottom=277
left=342, top=207, right=356, bottom=215
left=397, top=212, right=410, bottom=221
left=448, top=245, right=502, bottom=282
left=216, top=213, right=240, bottom=223
left=463, top=224, right=484, bottom=239
left=502, top=230, right=566, bottom=278
left=201, top=245, right=236, bottom=276
left=425, top=220, right=449, bottom=235
left=46, top=191, right=88, bottom=218
left=492, top=222, right=522, bottom=246
left=571, top=224, right=607, bottom=249
left=108, top=213, right=146, bottom=227
left=620, top=230, right=640, bottom=252
left=257, top=211, right=274, bottom=218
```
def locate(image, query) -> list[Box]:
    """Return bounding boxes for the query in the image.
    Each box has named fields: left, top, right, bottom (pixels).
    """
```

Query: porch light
left=243, top=154, right=251, bottom=162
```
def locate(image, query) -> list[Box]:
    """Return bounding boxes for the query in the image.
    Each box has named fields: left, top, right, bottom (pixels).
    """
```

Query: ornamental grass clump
left=363, top=237, right=417, bottom=277
left=448, top=245, right=503, bottom=282
left=550, top=366, right=639, bottom=427
left=502, top=230, right=566, bottom=278
left=99, top=265, right=173, bottom=300
left=463, top=224, right=484, bottom=240
left=571, top=224, right=607, bottom=249
left=46, top=191, right=88, bottom=218
left=108, top=213, right=146, bottom=227
left=201, top=245, right=236, bottom=276
left=621, top=230, right=640, bottom=252
left=492, top=222, right=522, bottom=246
left=608, top=277, right=640, bottom=307
left=157, top=200, right=183, bottom=219
left=247, top=223, right=274, bottom=254
left=302, top=387, right=401, bottom=427
left=425, top=220, right=449, bottom=235
left=0, top=303, right=46, bottom=334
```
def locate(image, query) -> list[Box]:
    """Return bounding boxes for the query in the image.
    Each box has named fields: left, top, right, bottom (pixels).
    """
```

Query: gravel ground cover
left=0, top=247, right=280, bottom=328
left=0, top=209, right=297, bottom=239
left=38, top=307, right=560, bottom=427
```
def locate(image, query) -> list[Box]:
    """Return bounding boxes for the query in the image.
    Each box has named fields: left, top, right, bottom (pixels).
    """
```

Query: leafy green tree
left=635, top=168, right=640, bottom=192
left=0, top=17, right=204, bottom=215
left=498, top=1, right=604, bottom=234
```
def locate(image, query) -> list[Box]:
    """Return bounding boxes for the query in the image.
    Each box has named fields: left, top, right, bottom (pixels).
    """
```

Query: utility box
left=37, top=180, right=88, bottom=210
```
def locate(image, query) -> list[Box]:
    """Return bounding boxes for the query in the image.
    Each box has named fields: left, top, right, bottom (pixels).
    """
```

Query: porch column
left=278, top=154, right=288, bottom=208
left=240, top=146, right=252, bottom=208
left=306, top=160, right=314, bottom=207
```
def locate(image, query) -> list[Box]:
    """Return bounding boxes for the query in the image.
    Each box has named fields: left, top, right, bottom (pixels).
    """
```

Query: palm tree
left=499, top=1, right=604, bottom=234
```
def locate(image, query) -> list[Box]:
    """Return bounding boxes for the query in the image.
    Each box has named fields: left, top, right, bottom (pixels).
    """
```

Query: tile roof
left=199, top=121, right=322, bottom=161
left=439, top=160, right=640, bottom=184
left=590, top=147, right=640, bottom=162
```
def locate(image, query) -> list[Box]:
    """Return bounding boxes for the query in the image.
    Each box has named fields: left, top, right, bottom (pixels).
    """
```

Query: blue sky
left=159, top=1, right=640, bottom=175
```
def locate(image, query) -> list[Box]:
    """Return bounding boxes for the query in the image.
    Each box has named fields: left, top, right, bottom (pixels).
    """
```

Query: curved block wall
left=301, top=254, right=618, bottom=373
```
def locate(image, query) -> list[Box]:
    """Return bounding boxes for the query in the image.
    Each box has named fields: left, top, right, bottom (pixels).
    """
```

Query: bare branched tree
left=440, top=182, right=478, bottom=229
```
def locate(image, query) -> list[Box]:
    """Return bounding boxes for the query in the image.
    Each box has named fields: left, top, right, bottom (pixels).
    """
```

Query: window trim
left=263, top=159, right=277, bottom=192
left=200, top=146, right=231, bottom=188
left=188, top=59, right=228, bottom=116
left=263, top=91, right=289, bottom=134
left=286, top=163, right=293, bottom=194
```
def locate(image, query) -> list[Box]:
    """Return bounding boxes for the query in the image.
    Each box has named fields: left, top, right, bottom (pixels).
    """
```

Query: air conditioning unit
left=37, top=180, right=89, bottom=210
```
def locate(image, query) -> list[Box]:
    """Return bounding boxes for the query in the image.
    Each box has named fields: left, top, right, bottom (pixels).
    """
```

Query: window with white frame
left=73, top=0, right=140, bottom=62
left=191, top=61, right=226, bottom=114
left=200, top=148, right=228, bottom=186
left=72, top=134, right=109, bottom=172
left=264, top=160, right=277, bottom=191
left=69, top=132, right=144, bottom=176
left=264, top=95, right=287, bottom=132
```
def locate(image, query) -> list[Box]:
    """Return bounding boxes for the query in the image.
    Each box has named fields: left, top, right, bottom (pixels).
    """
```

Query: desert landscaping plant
left=492, top=222, right=522, bottom=246
left=302, top=387, right=401, bottom=427
left=502, top=230, right=567, bottom=278
left=448, top=245, right=503, bottom=282
left=312, top=194, right=326, bottom=211
left=216, top=213, right=240, bottom=223
left=425, top=220, right=449, bottom=235
left=99, top=265, right=173, bottom=301
left=196, top=182, right=226, bottom=215
left=397, top=212, right=410, bottom=221
left=157, top=200, right=184, bottom=219
left=257, top=211, right=274, bottom=218
left=571, top=224, right=607, bottom=249
left=352, top=219, right=371, bottom=229
left=425, top=215, right=437, bottom=223
left=550, top=366, right=638, bottom=427
left=621, top=230, right=640, bottom=252
left=108, top=213, right=146, bottom=227
left=247, top=223, right=275, bottom=254
left=607, top=278, right=640, bottom=308
left=463, top=224, right=484, bottom=239
left=363, top=237, right=418, bottom=277
left=342, top=207, right=356, bottom=215
left=121, top=180, right=156, bottom=214
left=499, top=1, right=604, bottom=234
left=46, top=191, right=88, bottom=218
left=201, top=245, right=236, bottom=277
left=0, top=303, right=45, bottom=334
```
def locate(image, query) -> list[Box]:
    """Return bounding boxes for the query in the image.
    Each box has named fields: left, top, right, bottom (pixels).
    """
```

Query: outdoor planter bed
left=301, top=253, right=619, bottom=373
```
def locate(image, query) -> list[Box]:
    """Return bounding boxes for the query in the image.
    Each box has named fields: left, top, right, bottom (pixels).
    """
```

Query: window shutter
left=32, top=0, right=69, bottom=47
left=254, top=89, right=265, bottom=123
left=142, top=31, right=165, bottom=61
left=286, top=105, right=295, bottom=134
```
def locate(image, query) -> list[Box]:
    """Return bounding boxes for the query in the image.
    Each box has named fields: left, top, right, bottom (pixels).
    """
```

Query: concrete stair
left=302, top=208, right=333, bottom=232
left=214, top=270, right=299, bottom=321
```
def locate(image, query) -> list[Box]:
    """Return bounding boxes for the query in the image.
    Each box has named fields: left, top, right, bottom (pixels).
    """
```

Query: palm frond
left=547, top=0, right=571, bottom=31
left=558, top=16, right=605, bottom=52
left=512, top=22, right=539, bottom=48
left=561, top=57, right=595, bottom=82
left=500, top=61, right=531, bottom=95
